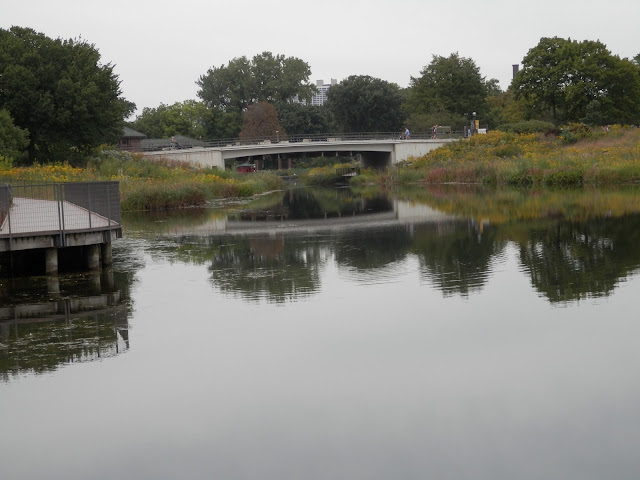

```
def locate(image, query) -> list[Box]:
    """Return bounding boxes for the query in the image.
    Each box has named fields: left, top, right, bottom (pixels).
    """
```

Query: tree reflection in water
left=122, top=186, right=640, bottom=305
left=519, top=214, right=640, bottom=303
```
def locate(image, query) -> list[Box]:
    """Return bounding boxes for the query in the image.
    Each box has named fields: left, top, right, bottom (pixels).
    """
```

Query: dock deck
left=0, top=182, right=122, bottom=272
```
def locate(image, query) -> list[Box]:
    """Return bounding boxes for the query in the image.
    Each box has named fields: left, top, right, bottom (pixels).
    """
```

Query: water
left=2, top=186, right=640, bottom=480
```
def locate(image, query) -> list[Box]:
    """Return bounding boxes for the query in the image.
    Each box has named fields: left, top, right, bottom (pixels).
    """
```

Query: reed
left=0, top=150, right=284, bottom=211
left=362, top=125, right=640, bottom=187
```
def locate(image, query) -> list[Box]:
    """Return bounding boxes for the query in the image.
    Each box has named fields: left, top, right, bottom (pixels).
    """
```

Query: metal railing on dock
left=0, top=181, right=121, bottom=242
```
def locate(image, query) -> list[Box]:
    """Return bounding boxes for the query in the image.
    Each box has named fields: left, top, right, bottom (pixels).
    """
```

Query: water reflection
left=207, top=235, right=325, bottom=303
left=411, top=221, right=507, bottom=297
left=122, top=185, right=640, bottom=304
left=0, top=269, right=131, bottom=381
left=519, top=215, right=640, bottom=302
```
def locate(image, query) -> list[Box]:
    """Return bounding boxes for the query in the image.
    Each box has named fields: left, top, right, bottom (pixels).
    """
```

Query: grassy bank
left=352, top=125, right=640, bottom=187
left=0, top=150, right=284, bottom=211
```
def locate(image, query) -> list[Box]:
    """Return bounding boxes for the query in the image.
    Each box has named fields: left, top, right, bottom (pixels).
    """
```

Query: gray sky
left=3, top=0, right=639, bottom=116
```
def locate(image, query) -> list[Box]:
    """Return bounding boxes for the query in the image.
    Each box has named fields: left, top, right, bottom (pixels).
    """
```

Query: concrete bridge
left=141, top=133, right=458, bottom=170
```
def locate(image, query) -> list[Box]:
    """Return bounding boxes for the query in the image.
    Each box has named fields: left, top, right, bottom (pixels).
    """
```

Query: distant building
left=140, top=135, right=206, bottom=151
left=119, top=127, right=146, bottom=151
left=311, top=79, right=338, bottom=106
left=293, top=79, right=338, bottom=106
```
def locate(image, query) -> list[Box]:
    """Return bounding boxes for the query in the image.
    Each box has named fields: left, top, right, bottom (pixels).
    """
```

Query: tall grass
left=0, top=150, right=284, bottom=211
left=360, top=125, right=640, bottom=187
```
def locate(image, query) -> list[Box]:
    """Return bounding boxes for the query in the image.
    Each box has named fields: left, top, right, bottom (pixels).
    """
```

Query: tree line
left=1, top=26, right=640, bottom=165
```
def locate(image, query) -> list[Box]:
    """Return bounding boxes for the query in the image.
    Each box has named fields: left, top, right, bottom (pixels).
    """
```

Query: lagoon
left=2, top=186, right=640, bottom=480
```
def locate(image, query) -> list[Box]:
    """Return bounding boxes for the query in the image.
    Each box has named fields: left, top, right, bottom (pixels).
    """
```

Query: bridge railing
left=121, top=130, right=463, bottom=152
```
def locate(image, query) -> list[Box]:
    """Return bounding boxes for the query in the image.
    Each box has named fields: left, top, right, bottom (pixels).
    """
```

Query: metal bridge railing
left=120, top=130, right=463, bottom=152
left=0, top=181, right=121, bottom=241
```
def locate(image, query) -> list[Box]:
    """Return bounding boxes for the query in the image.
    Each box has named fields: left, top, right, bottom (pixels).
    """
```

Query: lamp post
left=275, top=130, right=279, bottom=143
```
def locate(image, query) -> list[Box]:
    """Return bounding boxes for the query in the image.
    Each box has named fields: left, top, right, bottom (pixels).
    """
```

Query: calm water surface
left=2, top=186, right=640, bottom=480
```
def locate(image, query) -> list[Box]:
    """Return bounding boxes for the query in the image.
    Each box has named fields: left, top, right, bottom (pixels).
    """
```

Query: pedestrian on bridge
left=404, top=127, right=410, bottom=139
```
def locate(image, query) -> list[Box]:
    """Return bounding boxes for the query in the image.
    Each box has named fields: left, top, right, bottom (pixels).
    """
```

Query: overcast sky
left=3, top=0, right=639, bottom=116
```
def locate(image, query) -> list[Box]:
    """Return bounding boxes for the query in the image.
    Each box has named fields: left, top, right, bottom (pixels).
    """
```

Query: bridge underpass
left=141, top=135, right=457, bottom=170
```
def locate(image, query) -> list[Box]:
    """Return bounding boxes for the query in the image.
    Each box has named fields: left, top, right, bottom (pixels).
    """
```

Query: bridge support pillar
left=277, top=154, right=282, bottom=170
left=101, top=242, right=112, bottom=266
left=87, top=244, right=100, bottom=270
left=45, top=248, right=58, bottom=275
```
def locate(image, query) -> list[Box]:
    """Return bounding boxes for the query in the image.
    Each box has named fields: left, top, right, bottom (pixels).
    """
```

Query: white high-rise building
left=311, top=79, right=338, bottom=106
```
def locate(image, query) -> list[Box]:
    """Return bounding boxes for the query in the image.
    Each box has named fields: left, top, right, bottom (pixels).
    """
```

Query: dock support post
left=87, top=244, right=100, bottom=270
left=45, top=248, right=58, bottom=275
left=101, top=242, right=113, bottom=266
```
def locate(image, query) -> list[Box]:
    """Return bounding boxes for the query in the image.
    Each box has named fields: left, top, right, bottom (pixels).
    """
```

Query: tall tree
left=512, top=37, right=640, bottom=125
left=239, top=102, right=285, bottom=140
left=408, top=53, right=489, bottom=118
left=275, top=103, right=330, bottom=135
left=326, top=76, right=405, bottom=133
left=196, top=52, right=314, bottom=113
left=0, top=109, right=29, bottom=163
left=0, top=27, right=134, bottom=164
left=131, top=100, right=213, bottom=139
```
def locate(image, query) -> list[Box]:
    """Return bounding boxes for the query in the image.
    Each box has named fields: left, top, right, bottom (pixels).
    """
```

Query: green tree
left=196, top=52, right=314, bottom=113
left=0, top=27, right=134, bottom=164
left=131, top=100, right=213, bottom=139
left=485, top=89, right=528, bottom=128
left=512, top=37, right=640, bottom=125
left=407, top=53, right=489, bottom=120
left=239, top=102, right=285, bottom=140
left=275, top=103, right=330, bottom=135
left=0, top=109, right=29, bottom=164
left=325, top=75, right=405, bottom=132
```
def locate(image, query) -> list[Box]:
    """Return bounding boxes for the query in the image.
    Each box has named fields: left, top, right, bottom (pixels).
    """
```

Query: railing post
left=106, top=182, right=112, bottom=226
left=87, top=182, right=93, bottom=229
left=57, top=184, right=66, bottom=247
left=7, top=184, right=13, bottom=250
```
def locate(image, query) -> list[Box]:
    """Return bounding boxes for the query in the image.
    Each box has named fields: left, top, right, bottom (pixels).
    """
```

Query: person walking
left=404, top=127, right=410, bottom=139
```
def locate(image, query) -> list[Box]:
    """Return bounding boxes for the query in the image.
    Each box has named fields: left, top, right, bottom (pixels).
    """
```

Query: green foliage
left=130, top=100, right=212, bottom=139
left=512, top=37, right=640, bottom=125
left=196, top=52, right=314, bottom=113
left=485, top=90, right=528, bottom=128
left=559, top=123, right=599, bottom=144
left=0, top=108, right=29, bottom=163
left=497, top=120, right=557, bottom=134
left=275, top=103, right=330, bottom=135
left=326, top=75, right=405, bottom=132
left=407, top=53, right=489, bottom=120
left=0, top=27, right=134, bottom=163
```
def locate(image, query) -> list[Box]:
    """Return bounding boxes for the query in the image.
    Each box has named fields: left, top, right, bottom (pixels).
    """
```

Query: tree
left=0, top=27, right=134, bottom=164
left=239, top=102, right=285, bottom=140
left=325, top=76, right=405, bottom=132
left=275, top=103, right=330, bottom=135
left=131, top=100, right=213, bottom=139
left=407, top=53, right=489, bottom=119
left=0, top=109, right=29, bottom=163
left=512, top=37, right=640, bottom=125
left=196, top=52, right=314, bottom=113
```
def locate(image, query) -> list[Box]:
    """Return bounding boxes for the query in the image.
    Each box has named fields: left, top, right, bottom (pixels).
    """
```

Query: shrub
left=497, top=120, right=557, bottom=134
